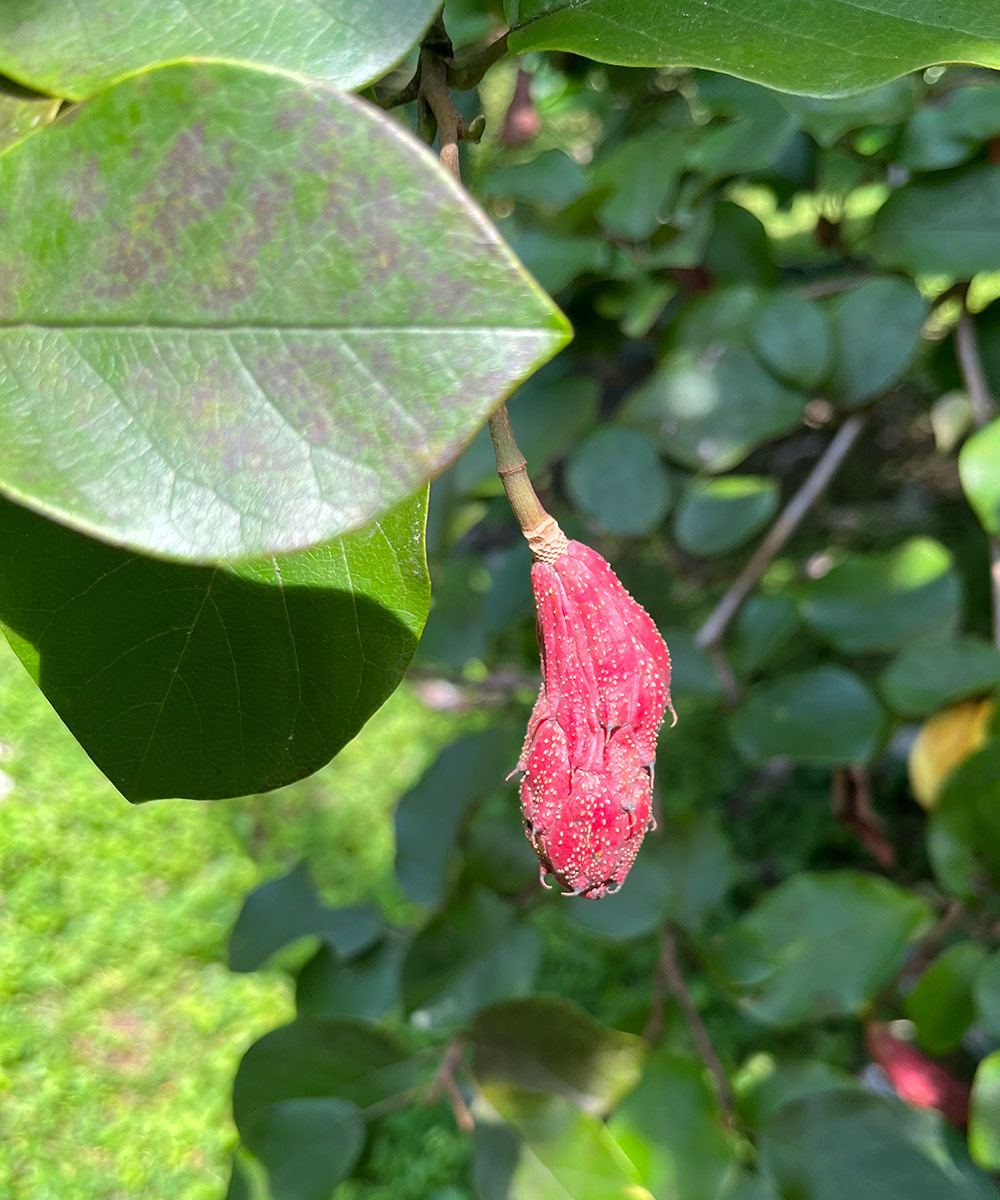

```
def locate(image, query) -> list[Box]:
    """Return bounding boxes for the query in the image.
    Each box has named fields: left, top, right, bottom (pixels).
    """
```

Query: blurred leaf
left=402, top=891, right=540, bottom=1029
left=229, top=863, right=382, bottom=973
left=506, top=229, right=609, bottom=293
left=879, top=637, right=1000, bottom=718
left=0, top=80, right=60, bottom=154
left=732, top=667, right=885, bottom=766
left=928, top=739, right=1000, bottom=900
left=758, top=1090, right=995, bottom=1199
left=506, top=0, right=1000, bottom=95
left=713, top=871, right=931, bottom=1024
left=593, top=129, right=685, bottom=241
left=731, top=594, right=802, bottom=676
left=296, top=933, right=408, bottom=1022
left=959, top=416, right=1000, bottom=535
left=621, top=346, right=805, bottom=473
left=704, top=202, right=779, bottom=288
left=901, top=87, right=1000, bottom=171
left=233, top=1017, right=428, bottom=1126
left=739, top=1061, right=857, bottom=1128
left=0, top=1, right=440, bottom=98
left=454, top=362, right=601, bottom=496
left=483, top=150, right=589, bottom=211
left=689, top=77, right=799, bottom=181
left=826, top=279, right=928, bottom=408
left=779, top=79, right=916, bottom=148
left=474, top=1090, right=648, bottom=1200
left=969, top=1052, right=1000, bottom=1170
left=240, top=1097, right=365, bottom=1200
left=470, top=995, right=645, bottom=1111
left=565, top=428, right=672, bottom=535
left=0, top=491, right=429, bottom=801
left=909, top=697, right=996, bottom=809
left=904, top=941, right=987, bottom=1055
left=660, top=629, right=725, bottom=699
left=464, top=799, right=545, bottom=896
left=930, top=392, right=975, bottom=454
left=751, top=293, right=833, bottom=391
left=608, top=1049, right=740, bottom=1200
left=799, top=538, right=961, bottom=655
left=871, top=165, right=1000, bottom=278
left=673, top=476, right=778, bottom=557
left=670, top=285, right=766, bottom=351
left=974, top=949, right=1000, bottom=1037
left=395, top=729, right=516, bottom=909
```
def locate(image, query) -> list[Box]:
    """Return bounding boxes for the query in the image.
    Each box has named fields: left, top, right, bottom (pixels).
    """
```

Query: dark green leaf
left=731, top=594, right=802, bottom=676
left=689, top=77, right=799, bottom=181
left=229, top=863, right=382, bottom=973
left=673, top=476, right=778, bottom=557
left=758, top=1090, right=995, bottom=1200
left=565, top=428, right=672, bottom=535
left=233, top=1017, right=427, bottom=1127
left=713, top=871, right=930, bottom=1024
left=0, top=0, right=440, bottom=99
left=240, top=1097, right=365, bottom=1200
left=0, top=63, right=568, bottom=560
left=969, top=1052, right=1000, bottom=1170
left=0, top=490, right=428, bottom=801
left=703, top=202, right=778, bottom=288
left=593, top=129, right=685, bottom=241
left=470, top=995, right=645, bottom=1111
left=959, top=416, right=1000, bottom=535
left=827, top=278, right=928, bottom=409
left=974, top=948, right=1000, bottom=1037
left=506, top=0, right=1000, bottom=96
left=879, top=637, right=1000, bottom=718
left=751, top=294, right=832, bottom=391
left=402, top=892, right=540, bottom=1029
left=904, top=941, right=987, bottom=1055
left=621, top=347, right=804, bottom=473
left=482, top=150, right=589, bottom=212
left=607, top=1049, right=740, bottom=1200
left=395, top=730, right=516, bottom=910
left=901, top=87, right=1000, bottom=171
left=739, top=1061, right=857, bottom=1128
left=799, top=539, right=961, bottom=655
left=296, top=933, right=407, bottom=1022
left=661, top=629, right=725, bottom=700
left=779, top=79, right=916, bottom=148
left=871, top=165, right=1000, bottom=278
left=506, top=229, right=609, bottom=294
left=732, top=667, right=885, bottom=766
left=929, top=740, right=1000, bottom=900
left=474, top=1090, right=645, bottom=1200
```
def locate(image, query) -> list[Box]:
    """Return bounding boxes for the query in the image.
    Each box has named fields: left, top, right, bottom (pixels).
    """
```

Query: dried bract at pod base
left=515, top=535, right=675, bottom=898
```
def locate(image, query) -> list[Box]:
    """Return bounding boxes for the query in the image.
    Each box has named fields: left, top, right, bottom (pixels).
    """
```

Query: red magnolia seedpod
left=515, top=523, right=675, bottom=899
left=866, top=1022, right=970, bottom=1127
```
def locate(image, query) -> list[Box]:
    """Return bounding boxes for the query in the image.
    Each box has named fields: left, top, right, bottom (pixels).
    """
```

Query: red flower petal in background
left=866, top=1022, right=970, bottom=1127
left=517, top=537, right=674, bottom=899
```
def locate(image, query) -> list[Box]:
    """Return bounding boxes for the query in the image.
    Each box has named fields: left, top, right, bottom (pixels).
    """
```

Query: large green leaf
left=0, top=63, right=569, bottom=561
left=608, top=1050, right=740, bottom=1200
left=712, top=871, right=931, bottom=1024
left=232, top=1016, right=428, bottom=1127
left=470, top=995, right=645, bottom=1112
left=731, top=666, right=885, bottom=766
left=879, top=637, right=1000, bottom=718
left=673, top=476, right=778, bottom=558
left=928, top=739, right=1000, bottom=900
left=0, top=490, right=428, bottom=801
left=969, top=1052, right=1000, bottom=1171
left=758, top=1090, right=995, bottom=1200
left=565, top=428, right=672, bottom=536
left=870, top=165, right=1000, bottom=278
left=505, top=1, right=1000, bottom=97
left=798, top=539, right=961, bottom=655
left=0, top=0, right=440, bottom=100
left=240, top=1097, right=365, bottom=1200
left=904, top=941, right=987, bottom=1055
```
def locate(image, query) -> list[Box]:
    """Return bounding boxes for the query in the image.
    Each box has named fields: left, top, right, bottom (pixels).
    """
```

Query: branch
left=424, top=1039, right=474, bottom=1133
left=644, top=924, right=737, bottom=1130
left=954, top=310, right=1000, bottom=649
left=448, top=29, right=510, bottom=91
left=696, top=414, right=866, bottom=650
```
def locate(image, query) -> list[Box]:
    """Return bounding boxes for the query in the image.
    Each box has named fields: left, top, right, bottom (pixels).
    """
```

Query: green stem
left=487, top=405, right=550, bottom=534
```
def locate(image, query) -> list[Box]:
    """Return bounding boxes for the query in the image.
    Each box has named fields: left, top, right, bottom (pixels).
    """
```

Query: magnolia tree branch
left=645, top=923, right=737, bottom=1129
left=696, top=414, right=867, bottom=651
left=954, top=310, right=1000, bottom=648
